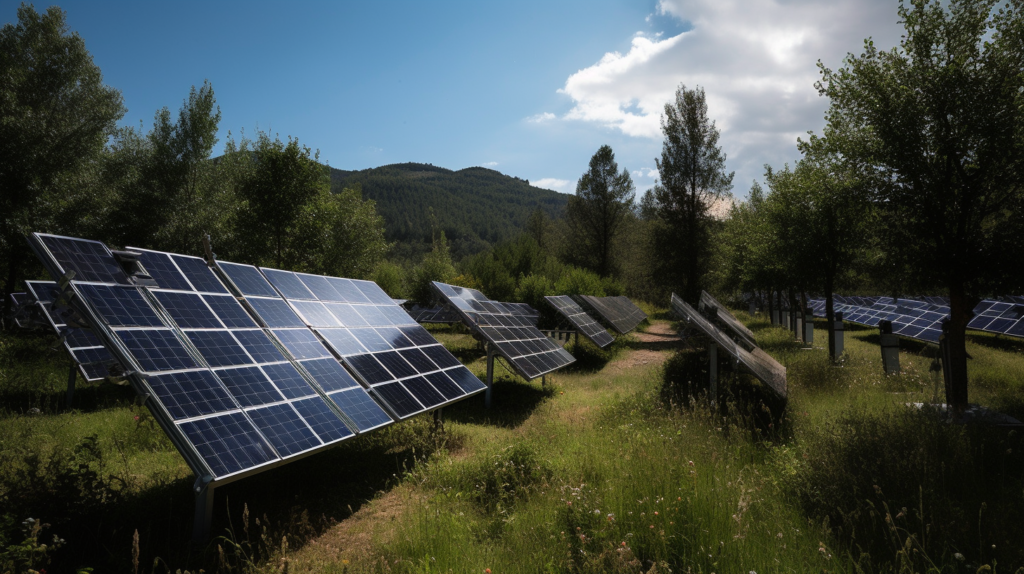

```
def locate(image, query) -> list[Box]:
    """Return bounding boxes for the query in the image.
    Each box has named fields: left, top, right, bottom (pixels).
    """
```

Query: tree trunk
left=946, top=283, right=971, bottom=411
left=767, top=288, right=775, bottom=324
left=2, top=246, right=21, bottom=332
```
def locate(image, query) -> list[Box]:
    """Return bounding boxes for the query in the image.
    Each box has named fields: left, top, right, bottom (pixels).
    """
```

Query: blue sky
left=7, top=0, right=904, bottom=200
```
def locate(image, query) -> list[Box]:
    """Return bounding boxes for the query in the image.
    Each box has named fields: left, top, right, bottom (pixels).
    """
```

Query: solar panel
left=231, top=265, right=485, bottom=420
left=670, top=294, right=787, bottom=399
left=698, top=291, right=757, bottom=350
left=430, top=282, right=574, bottom=380
left=544, top=295, right=614, bottom=348
left=403, top=303, right=463, bottom=324
left=576, top=295, right=646, bottom=334
left=968, top=300, right=1024, bottom=338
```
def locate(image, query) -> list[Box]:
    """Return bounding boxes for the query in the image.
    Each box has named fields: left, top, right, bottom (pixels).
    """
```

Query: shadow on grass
left=967, top=331, right=1024, bottom=354
left=442, top=375, right=554, bottom=429
left=22, top=417, right=452, bottom=573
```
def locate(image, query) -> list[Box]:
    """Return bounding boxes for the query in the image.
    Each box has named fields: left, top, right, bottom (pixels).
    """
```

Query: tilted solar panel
left=576, top=295, right=646, bottom=334
left=402, top=303, right=463, bottom=324
left=698, top=291, right=757, bottom=350
left=431, top=282, right=574, bottom=380
left=544, top=295, right=614, bottom=348
left=233, top=265, right=485, bottom=420
left=670, top=293, right=787, bottom=399
left=969, top=300, right=1024, bottom=338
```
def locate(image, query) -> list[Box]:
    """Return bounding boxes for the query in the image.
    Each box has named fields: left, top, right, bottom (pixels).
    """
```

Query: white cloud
left=632, top=167, right=660, bottom=179
left=526, top=112, right=557, bottom=123
left=532, top=178, right=573, bottom=193
left=482, top=161, right=498, bottom=167
left=555, top=0, right=905, bottom=194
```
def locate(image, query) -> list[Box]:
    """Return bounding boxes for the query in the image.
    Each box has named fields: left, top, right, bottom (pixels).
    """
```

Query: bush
left=554, top=266, right=605, bottom=297
left=514, top=273, right=553, bottom=311
left=371, top=260, right=407, bottom=298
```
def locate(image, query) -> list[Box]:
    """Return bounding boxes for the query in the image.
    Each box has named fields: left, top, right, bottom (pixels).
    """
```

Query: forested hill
left=329, top=163, right=569, bottom=260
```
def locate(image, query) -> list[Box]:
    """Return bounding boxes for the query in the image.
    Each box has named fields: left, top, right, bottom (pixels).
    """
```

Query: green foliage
left=564, top=145, right=635, bottom=277
left=553, top=267, right=606, bottom=297
left=331, top=163, right=568, bottom=261
left=371, top=261, right=408, bottom=299
left=514, top=273, right=553, bottom=312
left=411, top=231, right=457, bottom=303
left=0, top=3, right=125, bottom=310
left=646, top=84, right=733, bottom=304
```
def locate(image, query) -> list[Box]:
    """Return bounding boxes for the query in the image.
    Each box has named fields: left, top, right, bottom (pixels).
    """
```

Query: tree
left=817, top=0, right=1024, bottom=409
left=0, top=4, right=124, bottom=321
left=564, top=145, right=635, bottom=277
left=411, top=231, right=457, bottom=304
left=288, top=184, right=389, bottom=278
left=648, top=85, right=734, bottom=304
left=233, top=132, right=328, bottom=268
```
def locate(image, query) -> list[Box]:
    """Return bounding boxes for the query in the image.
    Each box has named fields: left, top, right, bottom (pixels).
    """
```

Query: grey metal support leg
left=708, top=342, right=718, bottom=408
left=66, top=363, right=77, bottom=407
left=485, top=346, right=495, bottom=409
left=192, top=476, right=215, bottom=544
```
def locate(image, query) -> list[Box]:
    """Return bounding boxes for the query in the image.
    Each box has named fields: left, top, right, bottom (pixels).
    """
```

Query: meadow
left=2, top=307, right=1023, bottom=573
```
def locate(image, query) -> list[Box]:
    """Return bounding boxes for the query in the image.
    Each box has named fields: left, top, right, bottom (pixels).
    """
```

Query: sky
left=7, top=0, right=906, bottom=199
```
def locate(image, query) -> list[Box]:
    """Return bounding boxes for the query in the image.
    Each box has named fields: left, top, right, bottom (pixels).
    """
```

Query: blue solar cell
left=215, top=366, right=283, bottom=407
left=261, top=268, right=315, bottom=300
left=380, top=305, right=416, bottom=326
left=324, top=303, right=368, bottom=326
left=300, top=358, right=359, bottom=392
left=246, top=403, right=321, bottom=457
left=375, top=351, right=417, bottom=379
left=172, top=255, right=229, bottom=294
left=64, top=327, right=102, bottom=349
left=246, top=297, right=305, bottom=328
left=273, top=329, right=331, bottom=359
left=147, top=370, right=236, bottom=420
left=318, top=328, right=366, bottom=356
left=203, top=294, right=258, bottom=328
left=348, top=327, right=392, bottom=352
left=421, top=345, right=461, bottom=369
left=326, top=277, right=370, bottom=303
left=261, top=362, right=315, bottom=399
left=401, top=376, right=445, bottom=409
left=178, top=412, right=276, bottom=478
left=232, top=329, right=287, bottom=364
left=346, top=354, right=392, bottom=384
left=290, top=300, right=342, bottom=327
left=328, top=388, right=393, bottom=431
left=446, top=366, right=486, bottom=393
left=376, top=327, right=414, bottom=349
left=424, top=371, right=465, bottom=400
left=116, top=329, right=198, bottom=372
left=352, top=280, right=394, bottom=305
left=186, top=330, right=252, bottom=367
left=70, top=346, right=113, bottom=364
left=133, top=249, right=192, bottom=290
left=399, top=325, right=437, bottom=346
left=398, top=348, right=437, bottom=374
left=297, top=274, right=344, bottom=301
left=79, top=362, right=111, bottom=380
left=372, top=382, right=423, bottom=417
left=39, top=235, right=130, bottom=285
left=219, top=262, right=278, bottom=297
left=79, top=284, right=163, bottom=327
left=354, top=306, right=391, bottom=326
left=291, top=396, right=353, bottom=443
left=154, top=291, right=222, bottom=329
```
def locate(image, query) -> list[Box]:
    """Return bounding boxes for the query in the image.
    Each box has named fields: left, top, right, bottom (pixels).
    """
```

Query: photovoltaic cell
left=431, top=281, right=574, bottom=380
left=133, top=249, right=193, bottom=291
left=38, top=234, right=130, bottom=285
left=576, top=295, right=647, bottom=334
left=246, top=403, right=321, bottom=457
left=178, top=412, right=276, bottom=478
left=115, top=329, right=199, bottom=372
left=545, top=295, right=614, bottom=348
left=328, top=388, right=393, bottom=431
left=154, top=291, right=223, bottom=329
left=146, top=370, right=237, bottom=421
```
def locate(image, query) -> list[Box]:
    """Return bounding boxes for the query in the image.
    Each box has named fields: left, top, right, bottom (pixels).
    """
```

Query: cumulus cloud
left=532, top=178, right=573, bottom=193
left=482, top=161, right=498, bottom=167
left=556, top=0, right=905, bottom=193
left=526, top=112, right=557, bottom=123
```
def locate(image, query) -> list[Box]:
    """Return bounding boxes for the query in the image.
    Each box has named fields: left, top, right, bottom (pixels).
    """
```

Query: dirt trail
left=609, top=320, right=680, bottom=372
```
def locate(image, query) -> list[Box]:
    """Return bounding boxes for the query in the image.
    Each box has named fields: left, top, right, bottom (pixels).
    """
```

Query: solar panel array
left=544, top=295, right=614, bottom=348
left=240, top=264, right=486, bottom=420
left=27, top=233, right=483, bottom=487
left=968, top=301, right=1024, bottom=338
left=403, top=303, right=464, bottom=324
left=431, top=282, right=575, bottom=380
left=698, top=291, right=757, bottom=350
left=670, top=294, right=787, bottom=399
left=576, top=295, right=646, bottom=334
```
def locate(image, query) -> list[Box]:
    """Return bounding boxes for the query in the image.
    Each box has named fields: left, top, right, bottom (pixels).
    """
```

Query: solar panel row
left=698, top=291, right=757, bottom=350
left=576, top=295, right=646, bottom=334
left=544, top=295, right=614, bottom=348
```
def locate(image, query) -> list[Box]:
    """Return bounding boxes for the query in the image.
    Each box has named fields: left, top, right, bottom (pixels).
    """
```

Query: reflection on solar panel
left=544, top=295, right=614, bottom=348
left=21, top=280, right=122, bottom=381
left=698, top=291, right=757, bottom=350
left=431, top=282, right=574, bottom=380
left=576, top=295, right=646, bottom=334
left=670, top=294, right=787, bottom=399
left=404, top=303, right=462, bottom=324
left=968, top=300, right=1024, bottom=338
left=235, top=265, right=485, bottom=420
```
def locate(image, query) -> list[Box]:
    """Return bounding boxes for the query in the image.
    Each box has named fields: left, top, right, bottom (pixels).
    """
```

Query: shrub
left=554, top=267, right=605, bottom=297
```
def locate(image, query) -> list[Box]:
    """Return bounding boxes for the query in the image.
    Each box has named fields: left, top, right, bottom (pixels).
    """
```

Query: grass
left=2, top=309, right=1024, bottom=572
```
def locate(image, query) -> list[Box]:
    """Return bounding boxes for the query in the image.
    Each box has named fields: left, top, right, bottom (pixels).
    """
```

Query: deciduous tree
left=565, top=145, right=635, bottom=278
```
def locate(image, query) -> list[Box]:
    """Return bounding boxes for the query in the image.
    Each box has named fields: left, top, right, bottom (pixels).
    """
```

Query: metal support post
left=485, top=345, right=495, bottom=409
left=66, top=363, right=77, bottom=407
left=541, top=375, right=546, bottom=388
left=772, top=309, right=779, bottom=325
left=879, top=320, right=900, bottom=375
left=433, top=408, right=443, bottom=430
left=831, top=312, right=845, bottom=358
left=939, top=321, right=953, bottom=405
left=574, top=331, right=579, bottom=349
left=781, top=308, right=789, bottom=330
left=803, top=308, right=814, bottom=344
left=192, top=476, right=215, bottom=544
left=794, top=310, right=803, bottom=341
left=748, top=301, right=756, bottom=316
left=708, top=342, right=718, bottom=407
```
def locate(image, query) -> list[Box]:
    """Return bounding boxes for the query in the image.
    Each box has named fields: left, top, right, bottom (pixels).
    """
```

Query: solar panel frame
left=544, top=295, right=614, bottom=348
left=698, top=291, right=758, bottom=350
left=430, top=281, right=574, bottom=380
left=576, top=295, right=647, bottom=334
left=671, top=293, right=787, bottom=399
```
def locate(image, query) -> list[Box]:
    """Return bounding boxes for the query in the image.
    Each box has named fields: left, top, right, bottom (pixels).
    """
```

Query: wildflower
left=954, top=553, right=965, bottom=561
left=342, top=559, right=350, bottom=565
left=777, top=532, right=783, bottom=539
left=485, top=569, right=491, bottom=574
left=688, top=461, right=694, bottom=467
left=650, top=525, right=654, bottom=529
left=621, top=542, right=627, bottom=547
left=654, top=511, right=658, bottom=515
left=134, top=415, right=140, bottom=421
